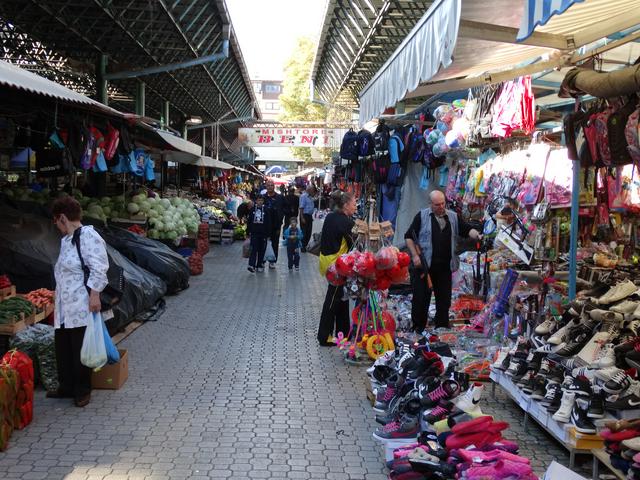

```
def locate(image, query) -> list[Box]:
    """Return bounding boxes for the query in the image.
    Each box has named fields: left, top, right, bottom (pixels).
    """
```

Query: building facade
left=251, top=79, right=282, bottom=121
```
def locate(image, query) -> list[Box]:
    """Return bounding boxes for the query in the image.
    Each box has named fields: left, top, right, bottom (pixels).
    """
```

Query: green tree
left=280, top=37, right=352, bottom=164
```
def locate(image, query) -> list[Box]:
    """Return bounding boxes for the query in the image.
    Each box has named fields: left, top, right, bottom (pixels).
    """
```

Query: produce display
left=127, top=225, right=145, bottom=236
left=0, top=276, right=11, bottom=290
left=23, top=290, right=54, bottom=310
left=0, top=298, right=34, bottom=324
left=1, top=350, right=34, bottom=430
left=188, top=253, right=203, bottom=275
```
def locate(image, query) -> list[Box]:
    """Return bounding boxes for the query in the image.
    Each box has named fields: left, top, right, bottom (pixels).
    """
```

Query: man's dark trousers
left=301, top=214, right=313, bottom=249
left=410, top=264, right=452, bottom=331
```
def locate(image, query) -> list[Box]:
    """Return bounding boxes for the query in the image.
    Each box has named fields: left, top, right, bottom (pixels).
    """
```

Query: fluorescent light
left=185, top=116, right=202, bottom=125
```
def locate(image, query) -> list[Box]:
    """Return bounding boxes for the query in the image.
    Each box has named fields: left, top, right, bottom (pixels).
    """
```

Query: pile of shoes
left=492, top=279, right=640, bottom=436
left=369, top=340, right=534, bottom=479
left=600, top=418, right=640, bottom=477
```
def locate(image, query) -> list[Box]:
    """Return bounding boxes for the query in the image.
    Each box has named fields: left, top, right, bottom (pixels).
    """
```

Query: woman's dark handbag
left=307, top=233, right=322, bottom=256
left=72, top=227, right=125, bottom=312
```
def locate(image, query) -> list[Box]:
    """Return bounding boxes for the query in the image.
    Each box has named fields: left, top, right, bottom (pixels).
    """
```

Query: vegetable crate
left=209, top=224, right=222, bottom=243
left=0, top=313, right=34, bottom=336
left=221, top=229, right=234, bottom=245
left=0, top=287, right=15, bottom=302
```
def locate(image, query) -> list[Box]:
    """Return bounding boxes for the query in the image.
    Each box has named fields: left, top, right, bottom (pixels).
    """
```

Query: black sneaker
left=376, top=392, right=422, bottom=425
left=606, top=385, right=640, bottom=410
left=519, top=370, right=537, bottom=393
left=571, top=397, right=597, bottom=434
left=452, top=371, right=470, bottom=392
left=554, top=328, right=592, bottom=357
left=511, top=361, right=529, bottom=383
left=604, top=371, right=633, bottom=394
left=541, top=382, right=561, bottom=406
left=423, top=400, right=455, bottom=424
left=546, top=387, right=563, bottom=414
left=373, top=414, right=420, bottom=441
left=588, top=390, right=605, bottom=419
left=530, top=375, right=547, bottom=400
left=247, top=266, right=256, bottom=273
left=566, top=375, right=593, bottom=397
left=505, top=355, right=527, bottom=377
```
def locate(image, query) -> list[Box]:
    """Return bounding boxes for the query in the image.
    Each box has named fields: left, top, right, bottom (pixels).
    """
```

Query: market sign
left=238, top=127, right=344, bottom=148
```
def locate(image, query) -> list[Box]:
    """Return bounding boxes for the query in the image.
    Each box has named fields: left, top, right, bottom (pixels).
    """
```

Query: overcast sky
left=227, top=0, right=327, bottom=80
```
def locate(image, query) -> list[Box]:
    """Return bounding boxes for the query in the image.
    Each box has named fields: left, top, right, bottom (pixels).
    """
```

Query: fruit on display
left=188, top=252, right=203, bottom=275
left=0, top=276, right=11, bottom=290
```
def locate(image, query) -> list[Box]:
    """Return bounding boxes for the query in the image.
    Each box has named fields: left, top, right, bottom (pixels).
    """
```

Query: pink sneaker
left=457, top=448, right=530, bottom=464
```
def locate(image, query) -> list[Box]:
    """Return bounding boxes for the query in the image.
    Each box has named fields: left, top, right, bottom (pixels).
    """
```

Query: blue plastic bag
left=101, top=315, right=120, bottom=365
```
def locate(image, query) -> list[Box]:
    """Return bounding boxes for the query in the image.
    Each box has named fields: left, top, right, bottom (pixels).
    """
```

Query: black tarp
left=0, top=204, right=167, bottom=333
left=95, top=225, right=189, bottom=294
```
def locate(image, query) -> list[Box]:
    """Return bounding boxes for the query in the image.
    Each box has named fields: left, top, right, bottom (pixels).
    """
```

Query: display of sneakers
left=547, top=318, right=581, bottom=345
left=606, top=383, right=640, bottom=411
left=492, top=347, right=511, bottom=370
left=423, top=400, right=455, bottom=424
left=505, top=356, right=527, bottom=377
left=535, top=318, right=557, bottom=335
left=552, top=391, right=576, bottom=423
left=593, top=343, right=617, bottom=368
left=372, top=415, right=420, bottom=442
left=603, top=370, right=633, bottom=394
left=516, top=369, right=536, bottom=388
left=529, top=375, right=547, bottom=400
left=541, top=382, right=561, bottom=406
left=595, top=367, right=625, bottom=384
left=373, top=374, right=404, bottom=413
left=553, top=326, right=592, bottom=357
left=546, top=386, right=564, bottom=414
left=571, top=397, right=597, bottom=434
left=626, top=343, right=640, bottom=370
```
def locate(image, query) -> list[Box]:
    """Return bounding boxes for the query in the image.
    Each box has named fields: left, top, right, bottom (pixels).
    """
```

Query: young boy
left=247, top=196, right=272, bottom=273
left=282, top=217, right=302, bottom=271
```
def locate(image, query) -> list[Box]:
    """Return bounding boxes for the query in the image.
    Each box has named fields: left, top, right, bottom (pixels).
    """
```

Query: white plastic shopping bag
left=80, top=311, right=108, bottom=370
left=265, top=242, right=276, bottom=263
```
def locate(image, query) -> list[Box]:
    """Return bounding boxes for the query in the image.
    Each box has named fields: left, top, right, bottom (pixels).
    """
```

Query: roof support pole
left=97, top=54, right=108, bottom=105
left=569, top=157, right=579, bottom=300
left=136, top=82, right=145, bottom=117
left=104, top=39, right=229, bottom=80
left=163, top=101, right=170, bottom=130
left=202, top=127, right=207, bottom=156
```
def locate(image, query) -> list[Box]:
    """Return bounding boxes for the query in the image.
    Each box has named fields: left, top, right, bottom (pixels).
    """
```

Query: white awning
left=358, top=0, right=461, bottom=126
left=155, top=130, right=202, bottom=156
left=164, top=151, right=234, bottom=169
left=0, top=60, right=122, bottom=116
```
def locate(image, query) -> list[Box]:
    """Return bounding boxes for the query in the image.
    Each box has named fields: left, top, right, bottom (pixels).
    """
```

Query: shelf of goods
left=592, top=448, right=626, bottom=480
left=491, top=368, right=596, bottom=468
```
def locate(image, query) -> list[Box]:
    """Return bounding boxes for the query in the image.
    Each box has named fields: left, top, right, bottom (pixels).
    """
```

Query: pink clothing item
left=464, top=459, right=534, bottom=480
left=446, top=431, right=502, bottom=450
left=451, top=416, right=493, bottom=434
left=491, top=76, right=535, bottom=138
left=456, top=448, right=530, bottom=465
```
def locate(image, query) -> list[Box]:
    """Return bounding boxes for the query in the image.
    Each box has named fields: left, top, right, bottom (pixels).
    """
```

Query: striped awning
left=517, top=0, right=584, bottom=42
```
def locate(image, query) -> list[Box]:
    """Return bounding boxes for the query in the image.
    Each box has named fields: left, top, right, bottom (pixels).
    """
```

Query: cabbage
left=133, top=193, right=146, bottom=203
left=160, top=199, right=171, bottom=209
left=127, top=203, right=140, bottom=214
left=102, top=206, right=111, bottom=216
left=166, top=230, right=178, bottom=239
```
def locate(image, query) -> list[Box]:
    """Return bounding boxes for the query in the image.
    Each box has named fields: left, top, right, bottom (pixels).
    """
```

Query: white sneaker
left=454, top=382, right=484, bottom=414
left=594, top=366, right=624, bottom=383
left=535, top=318, right=557, bottom=335
left=633, top=303, right=640, bottom=320
left=593, top=343, right=616, bottom=368
left=548, top=319, right=580, bottom=345
left=552, top=391, right=576, bottom=423
left=536, top=343, right=565, bottom=354
left=598, top=280, right=637, bottom=305
left=492, top=347, right=510, bottom=369
left=611, top=300, right=640, bottom=315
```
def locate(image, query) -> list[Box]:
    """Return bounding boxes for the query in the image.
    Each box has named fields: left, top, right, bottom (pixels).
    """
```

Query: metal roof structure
left=0, top=0, right=259, bottom=140
left=312, top=0, right=640, bottom=122
left=311, top=0, right=434, bottom=108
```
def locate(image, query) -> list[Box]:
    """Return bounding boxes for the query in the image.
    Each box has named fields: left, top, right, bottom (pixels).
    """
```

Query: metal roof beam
left=458, top=19, right=570, bottom=49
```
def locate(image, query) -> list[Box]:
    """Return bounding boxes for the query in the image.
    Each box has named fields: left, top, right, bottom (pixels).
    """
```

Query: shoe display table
left=491, top=368, right=593, bottom=468
left=591, top=448, right=626, bottom=480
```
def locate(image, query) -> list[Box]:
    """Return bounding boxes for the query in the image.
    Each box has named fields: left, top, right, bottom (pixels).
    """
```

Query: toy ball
left=374, top=277, right=392, bottom=292
left=375, top=246, right=398, bottom=270
left=388, top=265, right=409, bottom=284
left=335, top=254, right=355, bottom=277
left=452, top=99, right=467, bottom=110
left=452, top=117, right=470, bottom=137
left=354, top=251, right=376, bottom=278
left=425, top=129, right=440, bottom=145
left=397, top=251, right=411, bottom=268
left=445, top=130, right=461, bottom=148
left=436, top=120, right=450, bottom=134
left=326, top=264, right=346, bottom=286
left=434, top=105, right=454, bottom=123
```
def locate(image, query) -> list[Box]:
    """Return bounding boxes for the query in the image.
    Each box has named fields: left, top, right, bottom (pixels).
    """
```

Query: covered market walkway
left=0, top=245, right=589, bottom=479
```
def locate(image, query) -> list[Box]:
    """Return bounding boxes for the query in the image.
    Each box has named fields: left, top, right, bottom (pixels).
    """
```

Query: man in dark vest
left=404, top=190, right=481, bottom=331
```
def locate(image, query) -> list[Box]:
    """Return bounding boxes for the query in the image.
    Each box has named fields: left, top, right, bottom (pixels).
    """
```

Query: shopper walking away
left=264, top=179, right=285, bottom=269
left=317, top=191, right=356, bottom=346
left=283, top=187, right=299, bottom=224
left=49, top=196, right=109, bottom=407
left=247, top=195, right=272, bottom=273
left=404, top=190, right=480, bottom=331
left=282, top=217, right=302, bottom=271
left=299, top=185, right=316, bottom=252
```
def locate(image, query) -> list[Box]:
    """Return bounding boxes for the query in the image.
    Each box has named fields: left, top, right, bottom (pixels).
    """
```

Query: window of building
left=265, top=102, right=280, bottom=111
left=264, top=84, right=281, bottom=94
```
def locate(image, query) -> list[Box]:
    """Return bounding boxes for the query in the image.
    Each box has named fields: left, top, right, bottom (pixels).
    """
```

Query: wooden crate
left=221, top=229, right=234, bottom=245
left=44, top=303, right=54, bottom=318
left=0, top=312, right=35, bottom=336
left=0, top=286, right=16, bottom=301
left=209, top=224, right=223, bottom=243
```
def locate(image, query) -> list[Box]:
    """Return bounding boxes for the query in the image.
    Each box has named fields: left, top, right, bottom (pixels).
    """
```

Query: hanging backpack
left=340, top=130, right=359, bottom=161
left=408, top=131, right=425, bottom=163
left=594, top=106, right=615, bottom=166
left=357, top=129, right=375, bottom=158
left=372, top=154, right=391, bottom=184
left=103, top=122, right=120, bottom=162
left=609, top=98, right=637, bottom=166
left=373, top=123, right=391, bottom=153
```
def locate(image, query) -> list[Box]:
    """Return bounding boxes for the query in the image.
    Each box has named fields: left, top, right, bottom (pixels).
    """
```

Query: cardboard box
left=92, top=349, right=128, bottom=389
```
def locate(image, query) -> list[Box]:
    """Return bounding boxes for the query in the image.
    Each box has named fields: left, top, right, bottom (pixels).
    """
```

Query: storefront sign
left=238, top=127, right=343, bottom=148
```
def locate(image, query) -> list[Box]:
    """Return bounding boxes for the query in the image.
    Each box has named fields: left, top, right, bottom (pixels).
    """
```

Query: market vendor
left=236, top=199, right=254, bottom=223
left=49, top=196, right=109, bottom=407
left=404, top=190, right=481, bottom=331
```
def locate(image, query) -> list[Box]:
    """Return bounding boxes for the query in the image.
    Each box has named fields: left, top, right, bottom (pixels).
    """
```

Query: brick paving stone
left=0, top=243, right=597, bottom=478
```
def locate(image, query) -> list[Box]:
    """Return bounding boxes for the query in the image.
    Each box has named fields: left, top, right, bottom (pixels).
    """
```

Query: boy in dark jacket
left=247, top=196, right=272, bottom=273
left=282, top=217, right=303, bottom=271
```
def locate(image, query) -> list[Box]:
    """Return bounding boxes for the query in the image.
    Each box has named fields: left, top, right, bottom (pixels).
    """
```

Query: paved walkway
left=0, top=243, right=590, bottom=479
